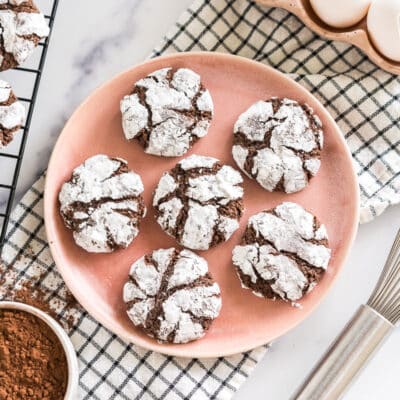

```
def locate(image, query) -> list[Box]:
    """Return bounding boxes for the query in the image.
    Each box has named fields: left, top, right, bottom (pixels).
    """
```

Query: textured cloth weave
left=1, top=0, right=399, bottom=399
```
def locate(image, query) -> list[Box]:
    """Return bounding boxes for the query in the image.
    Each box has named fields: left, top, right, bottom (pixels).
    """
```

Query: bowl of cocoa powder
left=0, top=301, right=79, bottom=400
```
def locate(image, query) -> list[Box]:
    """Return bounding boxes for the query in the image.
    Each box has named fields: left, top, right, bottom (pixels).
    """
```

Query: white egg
left=367, top=0, right=400, bottom=62
left=310, top=0, right=371, bottom=28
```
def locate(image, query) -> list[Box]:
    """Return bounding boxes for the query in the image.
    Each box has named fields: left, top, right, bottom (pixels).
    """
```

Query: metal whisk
left=368, top=229, right=400, bottom=324
left=292, top=229, right=400, bottom=400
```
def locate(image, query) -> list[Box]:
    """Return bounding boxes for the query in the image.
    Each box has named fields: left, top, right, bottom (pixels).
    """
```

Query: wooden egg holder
left=256, top=0, right=400, bottom=75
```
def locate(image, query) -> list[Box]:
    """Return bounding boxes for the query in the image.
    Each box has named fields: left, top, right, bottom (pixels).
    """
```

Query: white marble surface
left=2, top=0, right=400, bottom=399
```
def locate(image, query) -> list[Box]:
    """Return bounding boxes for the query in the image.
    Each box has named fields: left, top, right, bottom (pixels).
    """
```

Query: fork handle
left=291, top=305, right=394, bottom=400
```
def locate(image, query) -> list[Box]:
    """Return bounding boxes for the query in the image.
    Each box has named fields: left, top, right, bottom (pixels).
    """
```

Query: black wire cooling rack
left=0, top=0, right=59, bottom=249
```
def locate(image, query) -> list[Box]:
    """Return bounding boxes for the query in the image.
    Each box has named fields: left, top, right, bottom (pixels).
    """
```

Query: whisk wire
left=367, top=229, right=400, bottom=324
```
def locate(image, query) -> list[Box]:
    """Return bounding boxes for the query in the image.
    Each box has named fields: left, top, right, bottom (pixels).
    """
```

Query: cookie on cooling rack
left=59, top=154, right=146, bottom=253
left=120, top=67, right=213, bottom=157
left=153, top=154, right=244, bottom=251
left=232, top=202, right=331, bottom=305
left=232, top=97, right=324, bottom=194
left=123, top=247, right=221, bottom=344
left=0, top=80, right=25, bottom=149
left=0, top=0, right=50, bottom=71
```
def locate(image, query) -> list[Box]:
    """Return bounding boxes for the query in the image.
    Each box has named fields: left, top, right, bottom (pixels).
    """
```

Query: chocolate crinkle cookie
left=153, top=154, right=244, bottom=251
left=59, top=154, right=146, bottom=253
left=232, top=202, right=331, bottom=305
left=0, top=79, right=25, bottom=148
left=123, top=248, right=221, bottom=344
left=0, top=0, right=49, bottom=71
left=120, top=67, right=213, bottom=157
left=232, top=97, right=324, bottom=193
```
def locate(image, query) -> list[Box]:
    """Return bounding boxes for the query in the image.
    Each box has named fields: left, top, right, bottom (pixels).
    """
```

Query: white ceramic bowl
left=0, top=301, right=79, bottom=399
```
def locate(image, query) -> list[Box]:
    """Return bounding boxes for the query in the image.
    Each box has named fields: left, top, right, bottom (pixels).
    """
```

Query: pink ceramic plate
left=44, top=52, right=359, bottom=358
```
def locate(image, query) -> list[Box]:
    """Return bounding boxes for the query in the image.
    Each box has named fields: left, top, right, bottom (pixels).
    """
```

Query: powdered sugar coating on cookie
left=121, top=67, right=213, bottom=157
left=232, top=97, right=323, bottom=193
left=0, top=1, right=29, bottom=5
left=0, top=1, right=49, bottom=70
left=153, top=155, right=244, bottom=250
left=123, top=248, right=221, bottom=344
left=0, top=79, right=25, bottom=149
left=59, top=154, right=146, bottom=253
left=232, top=202, right=331, bottom=304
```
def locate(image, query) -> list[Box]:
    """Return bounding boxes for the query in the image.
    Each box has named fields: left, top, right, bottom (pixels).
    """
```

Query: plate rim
left=44, top=51, right=360, bottom=358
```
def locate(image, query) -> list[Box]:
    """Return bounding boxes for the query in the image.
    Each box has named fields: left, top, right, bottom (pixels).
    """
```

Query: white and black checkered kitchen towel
left=1, top=0, right=399, bottom=399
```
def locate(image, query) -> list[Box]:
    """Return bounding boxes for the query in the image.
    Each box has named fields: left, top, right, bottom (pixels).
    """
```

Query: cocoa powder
left=0, top=309, right=68, bottom=400
left=0, top=257, right=80, bottom=331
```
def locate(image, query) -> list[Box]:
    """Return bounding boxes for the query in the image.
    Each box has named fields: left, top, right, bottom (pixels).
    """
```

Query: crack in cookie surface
left=0, top=0, right=49, bottom=71
left=121, top=67, right=213, bottom=157
left=232, top=97, right=323, bottom=193
left=59, top=154, right=146, bottom=253
left=123, top=248, right=221, bottom=344
left=153, top=154, right=244, bottom=251
left=232, top=202, right=331, bottom=305
left=0, top=79, right=25, bottom=148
